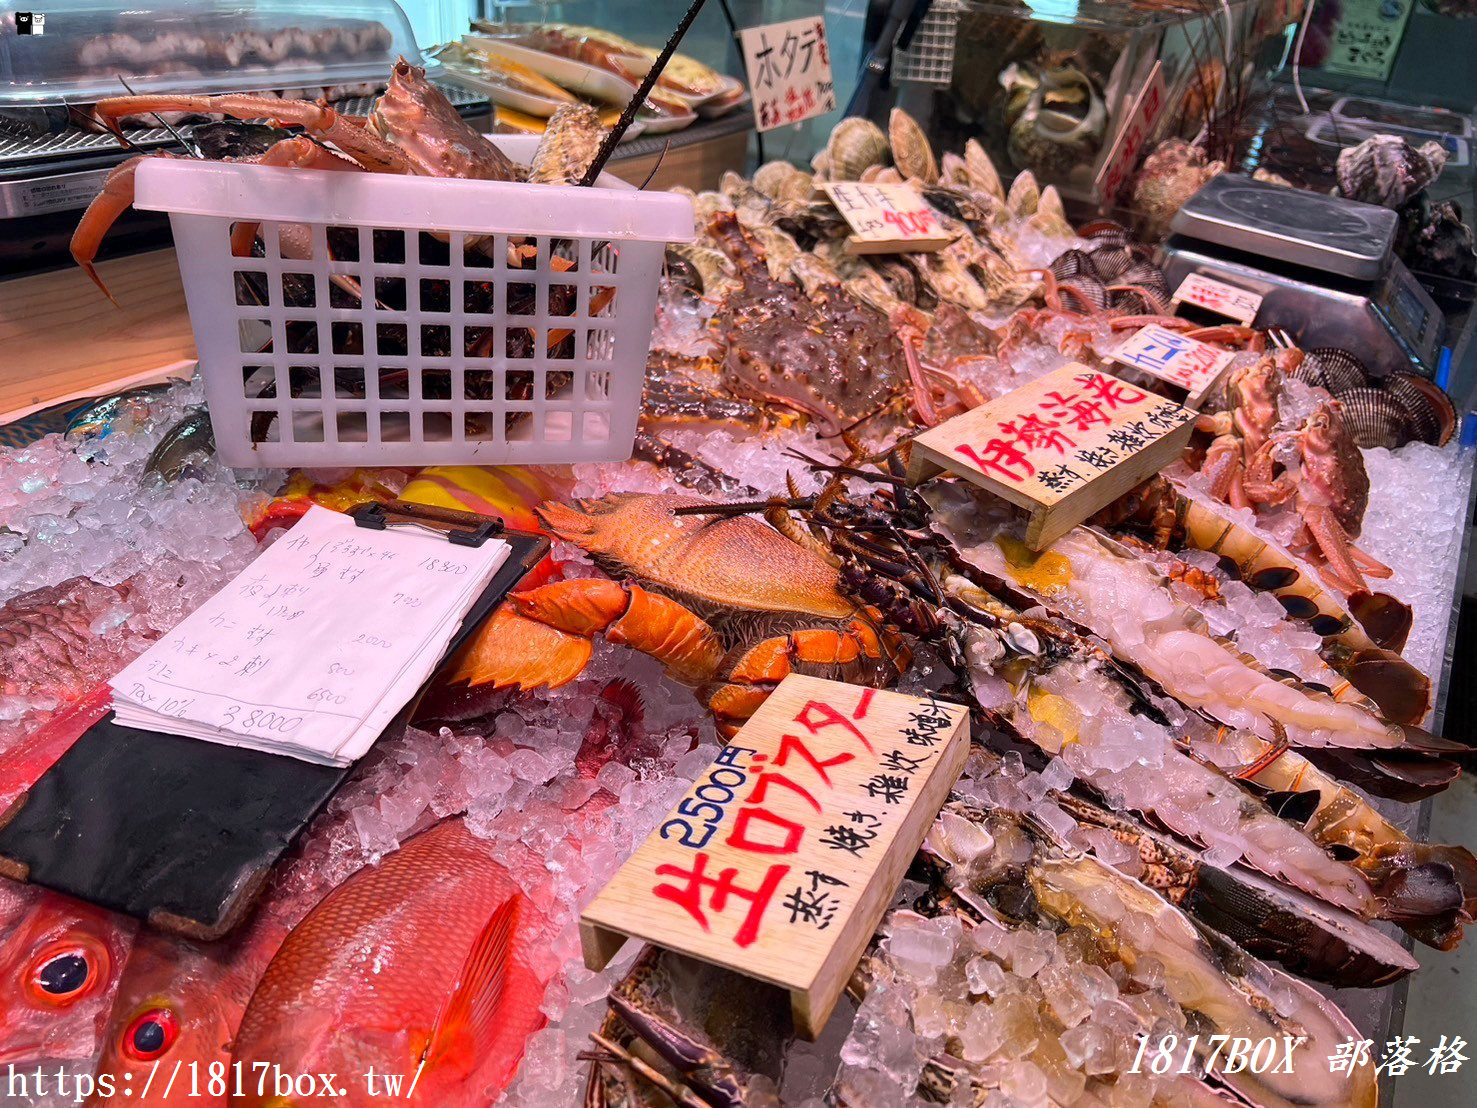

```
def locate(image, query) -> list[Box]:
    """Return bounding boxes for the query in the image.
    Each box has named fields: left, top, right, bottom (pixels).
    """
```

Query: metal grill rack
left=0, top=82, right=485, bottom=168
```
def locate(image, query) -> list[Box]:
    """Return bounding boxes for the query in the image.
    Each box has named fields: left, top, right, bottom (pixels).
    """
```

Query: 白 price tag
left=1171, top=273, right=1263, bottom=325
left=820, top=182, right=957, bottom=254
left=739, top=17, right=836, bottom=132
left=1111, top=324, right=1238, bottom=408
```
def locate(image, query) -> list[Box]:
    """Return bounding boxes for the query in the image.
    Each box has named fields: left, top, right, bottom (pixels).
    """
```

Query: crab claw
left=70, top=153, right=171, bottom=304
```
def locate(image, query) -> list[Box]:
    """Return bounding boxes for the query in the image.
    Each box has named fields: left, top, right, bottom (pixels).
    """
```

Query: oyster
left=1336, top=133, right=1448, bottom=209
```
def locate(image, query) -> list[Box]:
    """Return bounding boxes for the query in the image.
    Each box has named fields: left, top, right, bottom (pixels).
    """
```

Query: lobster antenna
left=639, top=138, right=674, bottom=190
left=578, top=0, right=710, bottom=187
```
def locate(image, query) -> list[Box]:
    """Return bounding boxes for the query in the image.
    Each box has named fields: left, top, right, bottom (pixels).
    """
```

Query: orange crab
left=448, top=493, right=909, bottom=735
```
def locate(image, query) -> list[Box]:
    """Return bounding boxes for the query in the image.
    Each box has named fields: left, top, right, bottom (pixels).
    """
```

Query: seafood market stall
left=3, top=1, right=1477, bottom=1106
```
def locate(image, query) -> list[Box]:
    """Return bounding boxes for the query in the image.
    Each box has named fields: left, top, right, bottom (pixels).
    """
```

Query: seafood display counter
left=4, top=11, right=1477, bottom=1108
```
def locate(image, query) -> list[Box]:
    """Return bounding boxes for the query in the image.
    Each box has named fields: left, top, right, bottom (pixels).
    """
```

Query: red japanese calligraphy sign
left=820, top=182, right=958, bottom=255
left=1170, top=273, right=1264, bottom=326
left=1094, top=62, right=1166, bottom=205
left=579, top=675, right=968, bottom=1038
left=907, top=363, right=1196, bottom=550
left=739, top=16, right=836, bottom=133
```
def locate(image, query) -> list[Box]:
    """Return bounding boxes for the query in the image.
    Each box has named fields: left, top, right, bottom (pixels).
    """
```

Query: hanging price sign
left=739, top=16, right=837, bottom=132
left=820, top=182, right=957, bottom=254
left=1095, top=62, right=1166, bottom=205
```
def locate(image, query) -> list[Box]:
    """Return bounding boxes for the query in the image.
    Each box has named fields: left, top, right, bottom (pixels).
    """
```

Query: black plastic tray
left=0, top=529, right=547, bottom=940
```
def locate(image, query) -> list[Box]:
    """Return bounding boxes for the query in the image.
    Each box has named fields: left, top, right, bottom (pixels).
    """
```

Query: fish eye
left=25, top=943, right=106, bottom=1006
left=123, top=1008, right=179, bottom=1061
left=38, top=953, right=90, bottom=996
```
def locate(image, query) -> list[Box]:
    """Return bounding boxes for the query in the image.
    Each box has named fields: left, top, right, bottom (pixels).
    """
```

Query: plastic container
left=0, top=0, right=421, bottom=106
left=131, top=135, right=695, bottom=468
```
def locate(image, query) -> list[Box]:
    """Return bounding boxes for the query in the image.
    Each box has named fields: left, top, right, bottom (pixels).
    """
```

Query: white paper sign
left=1110, top=324, right=1237, bottom=408
left=109, top=506, right=509, bottom=766
left=739, top=16, right=836, bottom=132
left=820, top=182, right=956, bottom=254
left=1172, top=273, right=1263, bottom=325
left=1095, top=62, right=1166, bottom=204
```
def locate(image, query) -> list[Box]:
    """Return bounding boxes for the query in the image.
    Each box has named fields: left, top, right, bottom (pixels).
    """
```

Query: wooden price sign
left=580, top=675, right=968, bottom=1038
left=906, top=364, right=1196, bottom=549
left=739, top=16, right=837, bottom=133
left=820, top=182, right=957, bottom=254
left=1171, top=272, right=1263, bottom=325
left=1110, top=324, right=1237, bottom=408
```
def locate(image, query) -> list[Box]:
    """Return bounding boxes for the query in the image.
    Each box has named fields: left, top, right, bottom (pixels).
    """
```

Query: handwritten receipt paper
left=108, top=506, right=510, bottom=766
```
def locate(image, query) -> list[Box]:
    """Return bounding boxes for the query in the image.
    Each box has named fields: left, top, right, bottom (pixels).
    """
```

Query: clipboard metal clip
left=350, top=500, right=506, bottom=548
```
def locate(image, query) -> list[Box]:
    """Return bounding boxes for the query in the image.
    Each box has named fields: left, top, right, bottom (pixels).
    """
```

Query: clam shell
left=1086, top=242, right=1133, bottom=281
left=939, top=150, right=970, bottom=188
left=1386, top=371, right=1457, bottom=446
left=889, top=107, right=939, bottom=185
left=1337, top=387, right=1414, bottom=449
left=1050, top=248, right=1095, bottom=281
left=1306, top=347, right=1370, bottom=395
left=1059, top=276, right=1110, bottom=313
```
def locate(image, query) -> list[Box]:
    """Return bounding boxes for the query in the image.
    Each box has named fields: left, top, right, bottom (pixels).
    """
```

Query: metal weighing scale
left=1161, top=174, right=1445, bottom=379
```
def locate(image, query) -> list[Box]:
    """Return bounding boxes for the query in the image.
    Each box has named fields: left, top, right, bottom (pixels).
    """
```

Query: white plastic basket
left=133, top=136, right=695, bottom=468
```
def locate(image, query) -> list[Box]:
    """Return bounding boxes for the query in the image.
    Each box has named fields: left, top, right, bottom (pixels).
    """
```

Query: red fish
left=0, top=883, right=136, bottom=1064
left=86, top=913, right=288, bottom=1107
left=229, top=819, right=550, bottom=1106
left=0, top=683, right=111, bottom=811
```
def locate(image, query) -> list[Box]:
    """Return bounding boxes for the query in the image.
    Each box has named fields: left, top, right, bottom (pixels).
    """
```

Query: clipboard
left=0, top=502, right=549, bottom=940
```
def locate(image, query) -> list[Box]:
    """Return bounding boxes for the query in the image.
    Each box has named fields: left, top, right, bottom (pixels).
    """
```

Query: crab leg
left=92, top=93, right=419, bottom=174
left=70, top=153, right=177, bottom=303
left=229, top=136, right=366, bottom=258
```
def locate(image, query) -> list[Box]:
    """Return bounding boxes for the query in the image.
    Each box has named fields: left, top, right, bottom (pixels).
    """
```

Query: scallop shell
left=1337, top=388, right=1414, bottom=449
left=889, top=107, right=939, bottom=185
left=752, top=159, right=795, bottom=199
left=1385, top=372, right=1457, bottom=446
left=824, top=117, right=889, bottom=181
left=1306, top=348, right=1371, bottom=396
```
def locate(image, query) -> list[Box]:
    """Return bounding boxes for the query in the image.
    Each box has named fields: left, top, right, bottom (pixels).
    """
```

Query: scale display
left=1172, top=174, right=1398, bottom=280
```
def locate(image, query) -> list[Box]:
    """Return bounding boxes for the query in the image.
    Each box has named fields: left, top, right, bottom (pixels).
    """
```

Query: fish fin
left=426, top=894, right=521, bottom=1065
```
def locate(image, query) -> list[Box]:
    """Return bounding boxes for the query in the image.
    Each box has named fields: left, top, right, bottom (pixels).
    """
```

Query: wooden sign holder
left=580, top=675, right=969, bottom=1038
left=906, top=364, right=1196, bottom=550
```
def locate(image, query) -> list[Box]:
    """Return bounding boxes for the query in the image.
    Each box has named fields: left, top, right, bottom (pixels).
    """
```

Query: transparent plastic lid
left=0, top=1, right=423, bottom=106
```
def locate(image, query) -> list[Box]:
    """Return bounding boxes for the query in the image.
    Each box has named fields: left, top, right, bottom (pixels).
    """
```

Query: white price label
left=820, top=182, right=957, bottom=254
left=1095, top=62, right=1166, bottom=204
left=739, top=16, right=836, bottom=133
left=1110, top=324, right=1237, bottom=408
left=1172, top=273, right=1263, bottom=325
